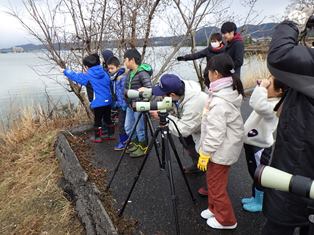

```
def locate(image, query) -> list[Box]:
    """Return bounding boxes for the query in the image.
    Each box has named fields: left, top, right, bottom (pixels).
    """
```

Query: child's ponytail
left=232, top=74, right=244, bottom=97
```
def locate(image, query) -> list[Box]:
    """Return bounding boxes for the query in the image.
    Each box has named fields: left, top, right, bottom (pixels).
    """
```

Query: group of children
left=62, top=48, right=153, bottom=158
left=61, top=21, right=287, bottom=231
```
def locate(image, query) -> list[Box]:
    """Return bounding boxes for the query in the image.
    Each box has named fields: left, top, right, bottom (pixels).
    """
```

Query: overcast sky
left=0, top=0, right=291, bottom=49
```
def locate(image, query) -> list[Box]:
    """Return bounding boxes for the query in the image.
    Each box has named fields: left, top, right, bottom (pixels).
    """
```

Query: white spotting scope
left=255, top=165, right=314, bottom=200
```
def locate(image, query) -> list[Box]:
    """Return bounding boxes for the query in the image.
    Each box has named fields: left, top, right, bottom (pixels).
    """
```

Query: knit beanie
left=101, top=49, right=114, bottom=64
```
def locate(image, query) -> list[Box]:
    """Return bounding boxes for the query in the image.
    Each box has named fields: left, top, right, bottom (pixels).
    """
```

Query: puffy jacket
left=111, top=67, right=127, bottom=110
left=244, top=86, right=280, bottom=148
left=183, top=45, right=225, bottom=79
left=200, top=86, right=244, bottom=165
left=64, top=65, right=112, bottom=109
left=168, top=80, right=208, bottom=151
left=225, top=33, right=244, bottom=77
left=264, top=21, right=314, bottom=226
left=124, top=63, right=153, bottom=104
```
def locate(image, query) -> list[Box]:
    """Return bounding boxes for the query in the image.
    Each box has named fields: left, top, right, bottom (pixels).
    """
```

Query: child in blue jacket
left=107, top=56, right=128, bottom=150
left=63, top=53, right=113, bottom=143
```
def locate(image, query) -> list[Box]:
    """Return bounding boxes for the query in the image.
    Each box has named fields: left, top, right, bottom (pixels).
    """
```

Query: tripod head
left=158, top=110, right=169, bottom=126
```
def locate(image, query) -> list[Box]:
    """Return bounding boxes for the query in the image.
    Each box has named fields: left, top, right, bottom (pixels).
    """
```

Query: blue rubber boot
left=114, top=134, right=129, bottom=151
left=241, top=196, right=255, bottom=204
left=243, top=188, right=263, bottom=212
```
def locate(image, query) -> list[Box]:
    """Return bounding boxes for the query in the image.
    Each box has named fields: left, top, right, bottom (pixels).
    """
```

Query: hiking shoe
left=206, top=217, right=237, bottom=230
left=198, top=187, right=208, bottom=197
left=126, top=142, right=138, bottom=153
left=129, top=141, right=147, bottom=158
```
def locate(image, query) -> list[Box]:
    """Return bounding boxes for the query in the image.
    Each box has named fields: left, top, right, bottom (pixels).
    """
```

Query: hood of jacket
left=87, top=65, right=107, bottom=79
left=226, top=32, right=243, bottom=48
left=213, top=86, right=243, bottom=108
left=179, top=80, right=202, bottom=105
left=129, top=63, right=153, bottom=80
left=111, top=67, right=126, bottom=80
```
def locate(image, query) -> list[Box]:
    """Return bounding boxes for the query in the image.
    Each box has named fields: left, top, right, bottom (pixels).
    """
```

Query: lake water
left=0, top=48, right=266, bottom=123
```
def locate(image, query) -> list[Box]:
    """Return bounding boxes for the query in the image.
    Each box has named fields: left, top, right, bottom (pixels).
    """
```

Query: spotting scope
left=255, top=165, right=314, bottom=200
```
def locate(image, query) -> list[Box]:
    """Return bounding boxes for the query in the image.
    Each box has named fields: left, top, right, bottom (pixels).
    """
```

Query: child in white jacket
left=241, top=76, right=286, bottom=212
left=197, top=53, right=244, bottom=230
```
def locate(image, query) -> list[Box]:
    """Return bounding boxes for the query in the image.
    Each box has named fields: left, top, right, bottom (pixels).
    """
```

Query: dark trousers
left=244, top=144, right=272, bottom=193
left=94, top=106, right=112, bottom=127
left=183, top=135, right=199, bottom=163
left=262, top=219, right=309, bottom=235
left=118, top=109, right=126, bottom=136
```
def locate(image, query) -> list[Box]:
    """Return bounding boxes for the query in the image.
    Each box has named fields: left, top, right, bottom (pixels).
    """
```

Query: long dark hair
left=208, top=53, right=244, bottom=96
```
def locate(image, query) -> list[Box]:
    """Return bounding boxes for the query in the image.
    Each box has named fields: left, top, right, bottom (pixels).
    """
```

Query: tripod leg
left=145, top=113, right=162, bottom=167
left=168, top=134, right=196, bottom=202
left=118, top=128, right=161, bottom=217
left=106, top=112, right=143, bottom=190
left=161, top=133, right=166, bottom=169
left=163, top=131, right=180, bottom=235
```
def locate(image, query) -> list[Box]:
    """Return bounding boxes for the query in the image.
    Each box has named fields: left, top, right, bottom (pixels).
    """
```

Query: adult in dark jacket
left=262, top=18, right=314, bottom=235
left=221, top=22, right=244, bottom=77
left=176, top=33, right=225, bottom=87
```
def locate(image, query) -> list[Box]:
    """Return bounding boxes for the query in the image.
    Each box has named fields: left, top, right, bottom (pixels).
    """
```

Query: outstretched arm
left=63, top=69, right=89, bottom=86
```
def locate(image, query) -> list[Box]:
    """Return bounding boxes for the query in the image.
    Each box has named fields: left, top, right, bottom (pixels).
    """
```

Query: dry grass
left=0, top=103, right=89, bottom=235
left=242, top=55, right=270, bottom=90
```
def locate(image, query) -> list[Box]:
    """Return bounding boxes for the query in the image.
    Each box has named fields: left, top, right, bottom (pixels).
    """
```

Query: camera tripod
left=108, top=111, right=196, bottom=235
left=107, top=110, right=161, bottom=190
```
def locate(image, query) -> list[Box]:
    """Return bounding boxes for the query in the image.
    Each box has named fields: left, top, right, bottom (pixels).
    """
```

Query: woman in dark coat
left=177, top=33, right=225, bottom=87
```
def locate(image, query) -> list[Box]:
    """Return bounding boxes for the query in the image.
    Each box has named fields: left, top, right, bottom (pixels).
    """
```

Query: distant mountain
left=194, top=23, right=277, bottom=44
left=0, top=23, right=278, bottom=52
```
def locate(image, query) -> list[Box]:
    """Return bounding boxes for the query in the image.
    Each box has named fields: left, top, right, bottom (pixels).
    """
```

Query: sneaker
left=114, top=141, right=126, bottom=151
left=200, top=209, right=214, bottom=219
left=198, top=187, right=208, bottom=197
left=206, top=217, right=237, bottom=230
left=126, top=142, right=138, bottom=153
left=129, top=141, right=147, bottom=158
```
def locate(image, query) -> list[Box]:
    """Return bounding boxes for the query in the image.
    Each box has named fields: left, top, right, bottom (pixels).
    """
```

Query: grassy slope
left=0, top=107, right=87, bottom=234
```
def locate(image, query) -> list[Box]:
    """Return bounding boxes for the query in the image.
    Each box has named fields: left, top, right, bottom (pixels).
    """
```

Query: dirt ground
left=66, top=131, right=138, bottom=234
